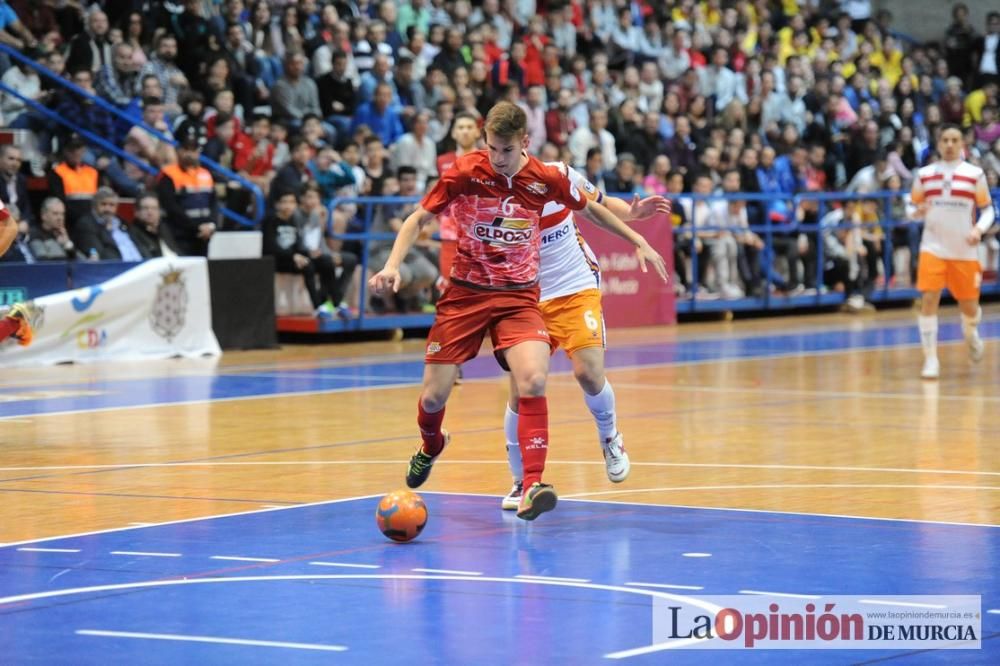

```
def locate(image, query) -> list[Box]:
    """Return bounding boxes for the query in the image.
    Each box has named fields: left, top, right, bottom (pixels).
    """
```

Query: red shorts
left=424, top=283, right=550, bottom=366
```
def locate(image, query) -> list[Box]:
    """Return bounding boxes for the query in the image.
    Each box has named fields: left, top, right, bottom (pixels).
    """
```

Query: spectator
left=124, top=97, right=175, bottom=168
left=139, top=34, right=188, bottom=116
left=263, top=188, right=344, bottom=317
left=972, top=11, right=1000, bottom=87
left=606, top=152, right=639, bottom=194
left=72, top=187, right=148, bottom=261
left=157, top=126, right=217, bottom=256
left=272, top=49, right=322, bottom=127
left=351, top=82, right=404, bottom=146
left=28, top=198, right=76, bottom=261
left=65, top=9, right=111, bottom=75
left=50, top=136, right=99, bottom=225
left=317, top=50, right=358, bottom=138
left=130, top=192, right=179, bottom=259
left=0, top=145, right=32, bottom=226
left=272, top=137, right=315, bottom=202
left=0, top=51, right=41, bottom=125
left=233, top=114, right=276, bottom=192
left=0, top=0, right=38, bottom=50
left=389, top=110, right=436, bottom=189
left=569, top=106, right=616, bottom=172
left=96, top=42, right=141, bottom=108
left=945, top=4, right=977, bottom=85
left=296, top=181, right=358, bottom=314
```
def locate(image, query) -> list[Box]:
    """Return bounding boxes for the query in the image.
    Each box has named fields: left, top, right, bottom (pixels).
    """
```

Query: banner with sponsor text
left=0, top=257, right=221, bottom=367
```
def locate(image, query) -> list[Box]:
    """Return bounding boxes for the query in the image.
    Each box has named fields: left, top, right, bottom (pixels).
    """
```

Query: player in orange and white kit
left=0, top=199, right=33, bottom=347
left=500, top=168, right=670, bottom=509
left=912, top=124, right=996, bottom=379
left=370, top=102, right=663, bottom=520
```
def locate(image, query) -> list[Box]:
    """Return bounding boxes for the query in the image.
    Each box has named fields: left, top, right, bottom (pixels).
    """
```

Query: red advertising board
left=577, top=213, right=676, bottom=327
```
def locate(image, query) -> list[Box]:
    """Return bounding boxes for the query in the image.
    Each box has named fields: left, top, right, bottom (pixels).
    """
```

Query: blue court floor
left=0, top=493, right=996, bottom=664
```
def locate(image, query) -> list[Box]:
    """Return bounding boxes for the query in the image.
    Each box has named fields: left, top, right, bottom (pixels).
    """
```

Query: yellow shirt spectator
left=963, top=88, right=989, bottom=126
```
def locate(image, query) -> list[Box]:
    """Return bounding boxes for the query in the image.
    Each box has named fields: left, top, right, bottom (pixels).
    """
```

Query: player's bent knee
left=516, top=371, right=547, bottom=397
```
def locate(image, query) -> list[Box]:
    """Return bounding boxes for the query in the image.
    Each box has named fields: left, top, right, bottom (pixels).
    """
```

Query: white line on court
left=739, top=590, right=822, bottom=599
left=412, top=568, right=482, bottom=576
left=682, top=553, right=712, bottom=558
left=987, top=609, right=1000, bottom=615
left=76, top=629, right=348, bottom=652
left=563, top=483, right=1000, bottom=500
left=858, top=599, right=947, bottom=609
left=515, top=574, right=590, bottom=583
left=308, top=562, right=381, bottom=569
left=626, top=582, right=704, bottom=591
left=17, top=547, right=80, bottom=553
left=210, top=556, right=280, bottom=563
left=109, top=551, right=181, bottom=558
left=0, top=494, right=382, bottom=549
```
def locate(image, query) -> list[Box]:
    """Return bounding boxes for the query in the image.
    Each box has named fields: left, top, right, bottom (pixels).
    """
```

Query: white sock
left=918, top=315, right=938, bottom=360
left=583, top=380, right=618, bottom=442
left=504, top=404, right=522, bottom=482
left=961, top=307, right=982, bottom=342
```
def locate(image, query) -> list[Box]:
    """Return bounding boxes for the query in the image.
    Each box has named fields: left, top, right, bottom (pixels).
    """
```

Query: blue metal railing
left=318, top=191, right=999, bottom=329
left=0, top=43, right=265, bottom=227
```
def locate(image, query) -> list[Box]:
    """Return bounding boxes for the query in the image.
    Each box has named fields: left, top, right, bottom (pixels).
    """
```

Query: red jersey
left=421, top=150, right=587, bottom=289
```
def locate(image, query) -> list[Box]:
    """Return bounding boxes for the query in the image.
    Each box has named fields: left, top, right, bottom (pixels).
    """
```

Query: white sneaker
left=921, top=357, right=940, bottom=380
left=602, top=432, right=630, bottom=483
left=501, top=480, right=523, bottom=511
left=968, top=333, right=984, bottom=363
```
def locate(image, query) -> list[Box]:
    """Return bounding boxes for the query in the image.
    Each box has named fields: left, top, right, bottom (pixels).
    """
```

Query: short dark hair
left=288, top=136, right=311, bottom=152
left=397, top=165, right=417, bottom=178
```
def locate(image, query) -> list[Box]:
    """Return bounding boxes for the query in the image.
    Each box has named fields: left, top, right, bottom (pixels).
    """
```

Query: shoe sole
left=607, top=461, right=630, bottom=483
left=516, top=487, right=558, bottom=521
left=501, top=497, right=519, bottom=511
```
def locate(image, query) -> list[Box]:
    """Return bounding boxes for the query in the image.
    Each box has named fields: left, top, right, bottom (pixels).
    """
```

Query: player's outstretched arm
left=581, top=199, right=669, bottom=283
left=602, top=193, right=672, bottom=222
left=369, top=205, right=435, bottom=294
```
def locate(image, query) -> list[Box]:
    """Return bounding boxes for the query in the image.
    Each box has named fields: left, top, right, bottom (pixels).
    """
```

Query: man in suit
left=0, top=145, right=33, bottom=227
left=72, top=187, right=150, bottom=261
left=973, top=11, right=1000, bottom=87
left=130, top=192, right=179, bottom=259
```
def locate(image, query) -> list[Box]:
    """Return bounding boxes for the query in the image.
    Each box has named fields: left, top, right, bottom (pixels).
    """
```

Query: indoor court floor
left=0, top=306, right=997, bottom=664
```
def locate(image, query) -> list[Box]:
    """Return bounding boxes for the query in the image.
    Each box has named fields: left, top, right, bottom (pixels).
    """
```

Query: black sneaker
left=516, top=482, right=558, bottom=521
left=405, top=430, right=450, bottom=488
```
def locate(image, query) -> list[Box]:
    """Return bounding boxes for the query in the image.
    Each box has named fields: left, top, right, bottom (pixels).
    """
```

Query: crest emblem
left=150, top=268, right=188, bottom=341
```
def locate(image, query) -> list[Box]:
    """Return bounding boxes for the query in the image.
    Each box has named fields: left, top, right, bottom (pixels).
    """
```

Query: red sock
left=518, top=396, right=549, bottom=488
left=0, top=316, right=18, bottom=342
left=417, top=401, right=446, bottom=456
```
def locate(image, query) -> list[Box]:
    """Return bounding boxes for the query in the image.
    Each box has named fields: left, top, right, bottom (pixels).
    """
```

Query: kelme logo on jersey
left=474, top=217, right=534, bottom=245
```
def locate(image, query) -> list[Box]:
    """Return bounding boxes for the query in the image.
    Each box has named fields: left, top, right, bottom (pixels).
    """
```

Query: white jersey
left=912, top=160, right=992, bottom=261
left=537, top=164, right=603, bottom=301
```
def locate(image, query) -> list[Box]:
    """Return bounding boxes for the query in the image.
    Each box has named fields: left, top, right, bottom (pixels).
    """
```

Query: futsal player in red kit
left=370, top=102, right=660, bottom=520
left=0, top=199, right=33, bottom=347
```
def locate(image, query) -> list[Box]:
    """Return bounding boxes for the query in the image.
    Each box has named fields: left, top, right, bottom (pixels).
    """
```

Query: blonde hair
left=484, top=101, right=527, bottom=139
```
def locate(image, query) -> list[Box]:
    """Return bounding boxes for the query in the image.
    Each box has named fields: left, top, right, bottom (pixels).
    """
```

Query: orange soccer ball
left=376, top=490, right=428, bottom=543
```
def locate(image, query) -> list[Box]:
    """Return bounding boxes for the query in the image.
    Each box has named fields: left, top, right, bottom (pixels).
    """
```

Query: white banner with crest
left=0, top=257, right=221, bottom=367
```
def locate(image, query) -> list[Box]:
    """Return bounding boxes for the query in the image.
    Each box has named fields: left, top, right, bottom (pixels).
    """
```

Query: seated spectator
left=272, top=50, right=322, bottom=128
left=233, top=114, right=276, bottom=192
left=310, top=146, right=355, bottom=205
left=271, top=137, right=315, bottom=202
left=389, top=110, right=437, bottom=189
left=367, top=166, right=437, bottom=312
left=317, top=50, right=357, bottom=139
left=0, top=51, right=41, bottom=125
left=28, top=198, right=76, bottom=261
left=680, top=172, right=742, bottom=298
left=96, top=42, right=142, bottom=108
left=263, top=188, right=345, bottom=317
left=130, top=192, right=179, bottom=259
left=124, top=97, right=175, bottom=168
left=568, top=106, right=616, bottom=172
left=606, top=153, right=640, bottom=194
left=157, top=127, right=217, bottom=256
left=50, top=136, right=99, bottom=225
left=0, top=145, right=32, bottom=227
left=72, top=187, right=148, bottom=261
left=139, top=33, right=188, bottom=116
left=351, top=82, right=404, bottom=147
left=65, top=9, right=111, bottom=75
left=296, top=182, right=358, bottom=314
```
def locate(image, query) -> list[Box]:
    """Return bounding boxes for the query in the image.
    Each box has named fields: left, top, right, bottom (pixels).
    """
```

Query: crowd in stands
left=0, top=0, right=998, bottom=314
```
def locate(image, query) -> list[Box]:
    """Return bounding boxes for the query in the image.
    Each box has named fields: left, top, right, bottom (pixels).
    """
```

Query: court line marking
left=626, top=582, right=704, bottom=591
left=563, top=484, right=1000, bottom=499
left=0, top=493, right=382, bottom=549
left=740, top=590, right=822, bottom=600
left=515, top=574, right=591, bottom=583
left=4, top=317, right=997, bottom=420
left=16, top=547, right=80, bottom=553
left=309, top=561, right=381, bottom=569
left=858, top=599, right=947, bottom=609
left=573, top=380, right=1000, bottom=404
left=988, top=610, right=1000, bottom=614
left=76, top=629, right=348, bottom=652
left=209, top=556, right=280, bottom=563
left=420, top=491, right=1000, bottom=529
left=412, top=568, right=482, bottom=576
left=109, top=551, right=181, bottom=558
left=682, top=553, right=712, bottom=558
left=1, top=460, right=997, bottom=478
left=0, top=574, right=722, bottom=659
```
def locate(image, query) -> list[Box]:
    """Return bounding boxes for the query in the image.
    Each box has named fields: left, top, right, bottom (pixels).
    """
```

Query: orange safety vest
left=160, top=163, right=215, bottom=222
left=53, top=162, right=99, bottom=200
